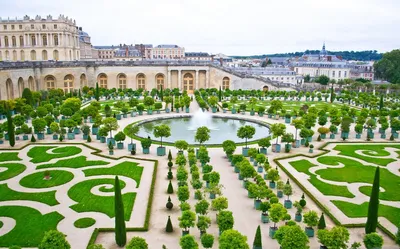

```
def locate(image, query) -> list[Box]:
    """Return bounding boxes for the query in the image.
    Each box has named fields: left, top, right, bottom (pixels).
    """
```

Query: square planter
left=175, top=108, right=180, bottom=113
left=0, top=140, right=3, bottom=144
left=269, top=181, right=276, bottom=189
left=295, top=213, right=302, bottom=222
left=53, top=134, right=58, bottom=140
left=330, top=134, right=335, bottom=139
left=131, top=112, right=137, bottom=117
left=272, top=144, right=281, bottom=153
left=300, top=139, right=305, bottom=145
left=128, top=143, right=136, bottom=152
left=116, top=114, right=122, bottom=120
left=261, top=214, right=270, bottom=223
left=356, top=133, right=361, bottom=139
left=109, top=150, right=114, bottom=155
left=107, top=138, right=116, bottom=146
left=257, top=166, right=263, bottom=173
left=285, top=117, right=291, bottom=124
left=100, top=137, right=106, bottom=143
left=67, top=133, right=75, bottom=140
left=381, top=134, right=386, bottom=139
left=16, top=136, right=20, bottom=141
left=264, top=173, right=268, bottom=180
left=117, top=142, right=124, bottom=149
left=277, top=190, right=283, bottom=198
left=147, top=110, right=153, bottom=115
left=305, top=227, right=315, bottom=237
left=83, top=134, right=88, bottom=140
left=269, top=227, right=277, bottom=238
left=231, top=109, right=236, bottom=114
left=209, top=193, right=216, bottom=199
left=260, top=148, right=267, bottom=154
left=309, top=148, right=314, bottom=153
left=143, top=147, right=150, bottom=154
left=393, top=132, right=399, bottom=139
left=157, top=146, right=166, bottom=156
left=92, top=127, right=99, bottom=135
left=46, top=128, right=52, bottom=134
left=284, top=200, right=292, bottom=209
left=258, top=113, right=264, bottom=117
left=223, top=109, right=227, bottom=113
left=254, top=199, right=261, bottom=209
left=23, top=135, right=29, bottom=140
left=242, top=147, right=249, bottom=157
left=320, top=134, right=326, bottom=139
left=37, top=133, right=45, bottom=140
left=165, top=108, right=170, bottom=113
left=74, top=128, right=80, bottom=134
left=307, top=136, right=312, bottom=142
left=212, top=107, right=217, bottom=113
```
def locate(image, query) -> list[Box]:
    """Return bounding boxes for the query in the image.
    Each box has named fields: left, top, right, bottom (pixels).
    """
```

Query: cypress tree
left=22, top=88, right=34, bottom=106
left=95, top=82, right=100, bottom=101
left=167, top=180, right=174, bottom=194
left=87, top=134, right=92, bottom=142
left=379, top=95, right=384, bottom=110
left=218, top=86, right=222, bottom=102
left=160, top=86, right=164, bottom=101
left=168, top=150, right=172, bottom=161
left=317, top=213, right=326, bottom=229
left=330, top=86, right=334, bottom=103
left=365, top=167, right=380, bottom=234
left=253, top=225, right=262, bottom=248
left=166, top=216, right=173, bottom=232
left=114, top=176, right=126, bottom=246
left=7, top=110, right=15, bottom=147
left=78, top=89, right=82, bottom=99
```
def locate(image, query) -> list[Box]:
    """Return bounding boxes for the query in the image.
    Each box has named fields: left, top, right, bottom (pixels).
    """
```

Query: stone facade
left=0, top=61, right=284, bottom=100
left=0, top=15, right=80, bottom=62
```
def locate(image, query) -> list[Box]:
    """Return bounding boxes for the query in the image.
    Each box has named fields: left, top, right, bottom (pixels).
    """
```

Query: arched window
left=54, top=34, right=59, bottom=46
left=6, top=79, right=14, bottom=99
left=30, top=50, right=36, bottom=61
left=4, top=36, right=9, bottom=47
left=118, top=74, right=127, bottom=89
left=80, top=74, right=87, bottom=87
left=12, top=36, right=16, bottom=47
left=98, top=73, right=107, bottom=89
left=5, top=50, right=10, bottom=60
left=42, top=35, right=47, bottom=46
left=31, top=35, right=36, bottom=46
left=28, top=76, right=35, bottom=90
left=45, top=75, right=56, bottom=90
left=64, top=75, right=74, bottom=93
left=137, top=74, right=146, bottom=90
left=12, top=50, right=17, bottom=61
left=20, top=50, right=25, bottom=61
left=0, top=51, right=2, bottom=61
left=19, top=36, right=24, bottom=47
left=222, top=77, right=230, bottom=90
left=42, top=50, right=48, bottom=60
left=183, top=73, right=194, bottom=93
left=156, top=74, right=165, bottom=90
left=18, top=77, right=24, bottom=97
left=53, top=50, right=59, bottom=60
left=69, top=50, right=72, bottom=60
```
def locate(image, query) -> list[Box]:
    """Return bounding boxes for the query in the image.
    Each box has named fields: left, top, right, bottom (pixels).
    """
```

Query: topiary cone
left=166, top=216, right=173, bottom=233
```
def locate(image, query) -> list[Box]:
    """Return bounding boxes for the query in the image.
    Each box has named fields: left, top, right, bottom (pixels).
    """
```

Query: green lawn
left=0, top=184, right=58, bottom=206
left=73, top=217, right=96, bottom=228
left=37, top=156, right=109, bottom=169
left=84, top=162, right=143, bottom=187
left=332, top=201, right=400, bottom=228
left=0, top=163, right=26, bottom=181
left=334, top=144, right=400, bottom=166
left=19, top=170, right=74, bottom=189
left=27, top=146, right=82, bottom=163
left=68, top=179, right=135, bottom=221
left=0, top=152, right=22, bottom=162
left=0, top=206, right=63, bottom=247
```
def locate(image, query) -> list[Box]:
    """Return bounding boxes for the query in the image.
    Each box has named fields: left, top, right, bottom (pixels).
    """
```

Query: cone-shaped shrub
left=318, top=213, right=326, bottom=229
left=114, top=176, right=126, bottom=246
left=365, top=167, right=380, bottom=234
left=167, top=180, right=174, bottom=194
left=87, top=134, right=92, bottom=142
left=31, top=134, right=36, bottom=142
left=253, top=225, right=262, bottom=248
left=166, top=216, right=173, bottom=232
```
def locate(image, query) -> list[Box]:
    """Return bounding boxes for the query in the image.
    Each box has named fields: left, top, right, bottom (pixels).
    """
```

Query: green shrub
left=38, top=230, right=70, bottom=249
left=126, top=237, right=148, bottom=249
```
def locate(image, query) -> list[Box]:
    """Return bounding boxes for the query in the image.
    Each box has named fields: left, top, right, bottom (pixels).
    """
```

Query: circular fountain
left=133, top=111, right=270, bottom=145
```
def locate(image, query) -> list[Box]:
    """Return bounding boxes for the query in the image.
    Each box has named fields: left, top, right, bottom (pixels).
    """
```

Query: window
left=54, top=34, right=59, bottom=46
left=19, top=25, right=22, bottom=30
left=98, top=74, right=108, bottom=88
left=338, top=71, right=341, bottom=77
left=54, top=24, right=57, bottom=29
left=5, top=50, right=9, bottom=60
left=118, top=74, right=127, bottom=89
left=30, top=50, right=36, bottom=60
left=64, top=75, right=74, bottom=93
left=42, top=35, right=47, bottom=46
left=12, top=50, right=17, bottom=61
left=137, top=74, right=146, bottom=90
left=20, top=50, right=25, bottom=61
left=45, top=75, right=56, bottom=90
left=19, top=36, right=24, bottom=46
left=42, top=24, right=46, bottom=29
left=344, top=71, right=347, bottom=77
left=222, top=77, right=230, bottom=90
left=31, top=24, right=34, bottom=29
left=12, top=36, right=16, bottom=47
left=156, top=74, right=164, bottom=90
left=332, top=71, right=335, bottom=77
left=42, top=50, right=48, bottom=60
left=53, top=50, right=59, bottom=60
left=4, top=36, right=9, bottom=47
left=31, top=35, right=36, bottom=46
left=3, top=25, right=7, bottom=30
left=11, top=25, right=15, bottom=30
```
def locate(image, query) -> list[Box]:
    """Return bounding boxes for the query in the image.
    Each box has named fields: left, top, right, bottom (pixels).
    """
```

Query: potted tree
left=175, top=140, right=189, bottom=154
left=222, top=102, right=228, bottom=113
left=355, top=124, right=363, bottom=139
left=303, top=210, right=319, bottom=237
left=126, top=125, right=139, bottom=152
left=249, top=184, right=268, bottom=209
left=267, top=168, right=279, bottom=188
left=108, top=141, right=114, bottom=155
left=237, top=125, right=256, bottom=156
left=258, top=137, right=271, bottom=154
left=281, top=133, right=294, bottom=153
left=81, top=125, right=90, bottom=140
left=196, top=215, right=211, bottom=235
left=154, top=102, right=162, bottom=114
left=217, top=210, right=234, bottom=235
left=137, top=104, right=145, bottom=115
left=50, top=122, right=60, bottom=140
left=258, top=106, right=265, bottom=117
left=208, top=96, right=219, bottom=113
left=164, top=96, right=172, bottom=113
left=317, top=127, right=330, bottom=139
left=276, top=180, right=284, bottom=198
left=141, top=137, right=152, bottom=154
left=222, top=140, right=236, bottom=160
left=260, top=201, right=271, bottom=223
left=153, top=124, right=171, bottom=156
left=283, top=180, right=293, bottom=208
left=92, top=116, right=102, bottom=136
left=363, top=233, right=383, bottom=249
left=309, top=144, right=314, bottom=153
left=178, top=210, right=196, bottom=236
left=32, top=118, right=47, bottom=140
left=271, top=123, right=286, bottom=153
left=21, top=123, right=32, bottom=140
left=317, top=226, right=350, bottom=249
left=248, top=148, right=258, bottom=163
left=144, top=96, right=155, bottom=115
left=175, top=102, right=181, bottom=113
left=183, top=96, right=191, bottom=113
left=98, top=127, right=108, bottom=143
left=195, top=126, right=210, bottom=157
left=269, top=203, right=287, bottom=238
left=103, top=117, right=119, bottom=146
left=294, top=201, right=303, bottom=222
left=255, top=153, right=266, bottom=173
left=115, top=131, right=126, bottom=149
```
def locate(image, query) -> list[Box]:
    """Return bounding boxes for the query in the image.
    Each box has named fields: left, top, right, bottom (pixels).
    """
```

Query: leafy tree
left=175, top=140, right=189, bottom=151
left=196, top=215, right=211, bottom=233
left=275, top=224, right=309, bottom=249
left=374, top=49, right=400, bottom=83
left=195, top=199, right=210, bottom=215
left=178, top=210, right=196, bottom=232
left=237, top=125, right=256, bottom=148
left=126, top=237, right=148, bottom=249
left=365, top=167, right=380, bottom=234
left=180, top=235, right=198, bottom=249
left=269, top=203, right=287, bottom=228
left=102, top=117, right=119, bottom=138
left=195, top=126, right=210, bottom=145
left=177, top=186, right=190, bottom=203
left=143, top=96, right=155, bottom=110
left=211, top=196, right=228, bottom=212
left=114, top=176, right=126, bottom=247
left=317, top=226, right=349, bottom=249
left=22, top=88, right=34, bottom=106
left=270, top=123, right=286, bottom=145
left=219, top=229, right=249, bottom=249
left=258, top=137, right=271, bottom=149
left=32, top=118, right=47, bottom=134
left=363, top=233, right=383, bottom=249
left=222, top=140, right=236, bottom=157
left=88, top=245, right=105, bottom=249
left=38, top=230, right=70, bottom=249
left=303, top=210, right=319, bottom=229
left=253, top=225, right=262, bottom=248
left=125, top=125, right=139, bottom=145
left=217, top=210, right=234, bottom=233
left=153, top=124, right=171, bottom=147
left=315, top=75, right=330, bottom=85
left=291, top=118, right=304, bottom=141
left=201, top=233, right=214, bottom=248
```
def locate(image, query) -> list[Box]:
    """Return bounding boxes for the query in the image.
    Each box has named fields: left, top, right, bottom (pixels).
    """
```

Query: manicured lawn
left=316, top=156, right=400, bottom=201
left=0, top=184, right=58, bottom=206
left=68, top=178, right=135, bottom=221
left=37, top=156, right=109, bottom=169
left=334, top=144, right=400, bottom=166
left=0, top=163, right=26, bottom=181
left=19, top=170, right=74, bottom=189
left=73, top=217, right=96, bottom=228
left=0, top=152, right=21, bottom=162
left=28, top=146, right=82, bottom=163
left=84, top=162, right=143, bottom=187
left=332, top=200, right=400, bottom=228
left=0, top=206, right=63, bottom=247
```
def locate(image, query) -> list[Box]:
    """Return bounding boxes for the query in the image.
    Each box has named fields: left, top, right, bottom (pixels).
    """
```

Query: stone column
left=178, top=70, right=182, bottom=90
left=168, top=70, right=171, bottom=89
left=195, top=70, right=199, bottom=90
left=205, top=70, right=209, bottom=88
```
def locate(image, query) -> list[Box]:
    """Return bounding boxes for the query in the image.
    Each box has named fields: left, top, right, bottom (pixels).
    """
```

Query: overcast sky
left=1, top=0, right=399, bottom=55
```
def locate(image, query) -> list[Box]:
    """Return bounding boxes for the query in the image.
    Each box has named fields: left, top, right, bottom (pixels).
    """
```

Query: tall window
left=332, top=71, right=335, bottom=77
left=137, top=74, right=146, bottom=90
left=45, top=76, right=56, bottom=90
left=338, top=71, right=341, bottom=78
left=31, top=35, right=36, bottom=46
left=12, top=50, right=17, bottom=61
left=64, top=75, right=74, bottom=93
left=0, top=51, right=2, bottom=61
left=222, top=77, right=230, bottom=90
left=5, top=50, right=9, bottom=60
left=183, top=73, right=194, bottom=92
left=156, top=74, right=164, bottom=90
left=18, top=78, right=24, bottom=96
left=28, top=76, right=35, bottom=90
left=42, top=35, right=47, bottom=46
left=12, top=36, right=16, bottom=47
left=98, top=74, right=107, bottom=89
left=42, top=50, right=48, bottom=60
left=20, top=50, right=25, bottom=61
left=54, top=34, right=59, bottom=46
left=80, top=74, right=87, bottom=87
left=30, top=50, right=36, bottom=60
left=53, top=50, right=59, bottom=60
left=6, top=79, right=14, bottom=99
left=4, top=36, right=9, bottom=47
left=19, top=36, right=24, bottom=46
left=118, top=74, right=127, bottom=89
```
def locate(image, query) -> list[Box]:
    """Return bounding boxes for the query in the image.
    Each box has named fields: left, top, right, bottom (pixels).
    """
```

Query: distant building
left=231, top=67, right=302, bottom=85
left=78, top=28, right=98, bottom=60
left=349, top=61, right=374, bottom=81
left=185, top=52, right=212, bottom=61
left=134, top=44, right=152, bottom=58
left=146, top=44, right=184, bottom=60
left=298, top=43, right=344, bottom=62
left=94, top=44, right=141, bottom=61
left=94, top=45, right=116, bottom=60
left=292, top=61, right=351, bottom=81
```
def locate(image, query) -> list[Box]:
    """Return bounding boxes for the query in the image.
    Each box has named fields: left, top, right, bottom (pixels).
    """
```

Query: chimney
left=220, top=57, right=223, bottom=66
left=327, top=56, right=332, bottom=62
left=125, top=47, right=129, bottom=57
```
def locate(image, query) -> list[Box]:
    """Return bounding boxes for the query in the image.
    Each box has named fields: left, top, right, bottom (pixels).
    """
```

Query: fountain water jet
left=188, top=110, right=217, bottom=130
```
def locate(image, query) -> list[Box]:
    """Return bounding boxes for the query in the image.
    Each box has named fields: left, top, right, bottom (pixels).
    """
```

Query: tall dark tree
left=78, top=89, right=82, bottom=99
left=22, top=88, right=34, bottom=106
left=379, top=95, right=384, bottom=110
left=317, top=213, right=326, bottom=229
left=218, top=86, right=222, bottom=102
left=114, top=176, right=126, bottom=246
left=7, top=109, right=15, bottom=147
left=160, top=86, right=164, bottom=101
left=374, top=49, right=400, bottom=83
left=253, top=225, right=262, bottom=248
left=95, top=82, right=100, bottom=101
left=365, top=167, right=380, bottom=234
left=330, top=86, right=334, bottom=103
